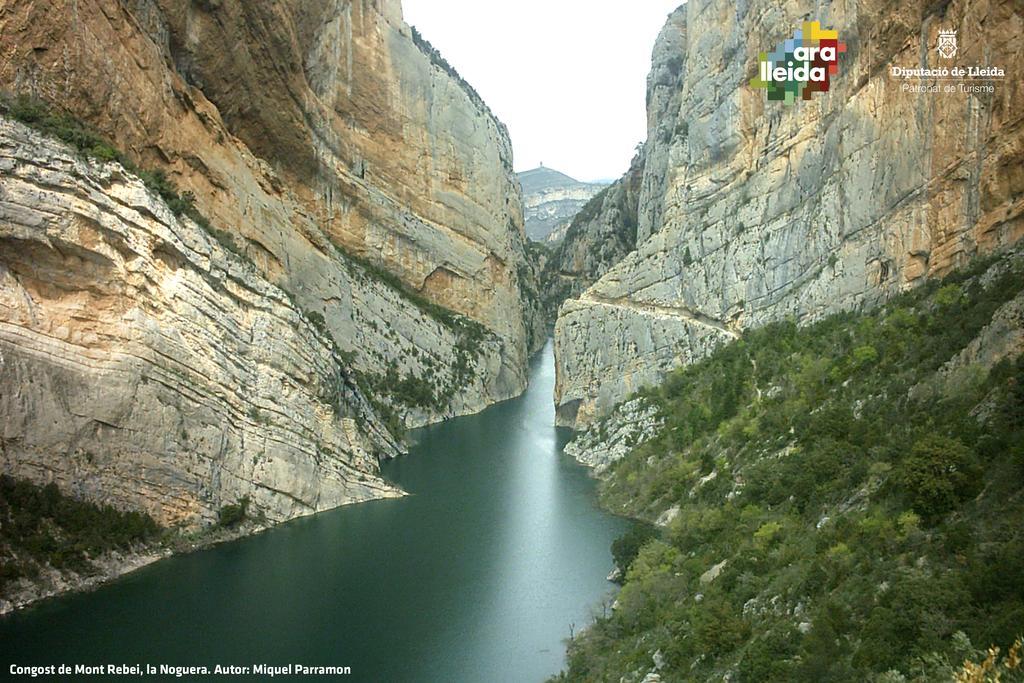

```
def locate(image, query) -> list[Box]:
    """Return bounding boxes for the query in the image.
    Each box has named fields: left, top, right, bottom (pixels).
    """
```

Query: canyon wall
left=0, top=0, right=537, bottom=525
left=554, top=0, right=1024, bottom=427
left=540, top=153, right=645, bottom=324
left=0, top=0, right=538, bottom=408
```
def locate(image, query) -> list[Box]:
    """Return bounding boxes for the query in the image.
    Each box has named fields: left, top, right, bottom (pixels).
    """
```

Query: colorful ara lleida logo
left=750, top=21, right=847, bottom=103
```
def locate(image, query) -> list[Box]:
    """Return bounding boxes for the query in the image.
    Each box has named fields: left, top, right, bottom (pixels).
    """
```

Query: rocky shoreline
left=1, top=549, right=170, bottom=616
left=0, top=521, right=277, bottom=615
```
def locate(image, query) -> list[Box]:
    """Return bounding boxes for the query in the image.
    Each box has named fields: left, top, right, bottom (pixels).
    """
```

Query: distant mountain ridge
left=517, top=167, right=607, bottom=243
left=518, top=166, right=580, bottom=194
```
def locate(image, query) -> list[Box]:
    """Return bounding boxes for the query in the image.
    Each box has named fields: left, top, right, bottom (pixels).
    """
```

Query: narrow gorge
left=1, top=0, right=1023, bottom=681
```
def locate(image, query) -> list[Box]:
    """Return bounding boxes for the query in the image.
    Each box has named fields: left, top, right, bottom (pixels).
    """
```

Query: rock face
left=0, top=0, right=536, bottom=409
left=518, top=166, right=607, bottom=243
left=554, top=0, right=1024, bottom=427
left=0, top=120, right=402, bottom=526
left=0, top=0, right=538, bottom=525
left=919, top=252, right=1024, bottom=397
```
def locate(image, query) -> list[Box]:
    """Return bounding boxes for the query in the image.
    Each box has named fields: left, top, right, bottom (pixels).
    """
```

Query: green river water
left=0, top=341, right=629, bottom=682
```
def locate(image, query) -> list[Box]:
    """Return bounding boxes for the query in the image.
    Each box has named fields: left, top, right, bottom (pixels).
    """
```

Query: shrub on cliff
left=610, top=522, right=660, bottom=579
left=1, top=93, right=218, bottom=239
left=217, top=497, right=250, bottom=528
left=0, top=93, right=124, bottom=164
left=897, top=435, right=982, bottom=520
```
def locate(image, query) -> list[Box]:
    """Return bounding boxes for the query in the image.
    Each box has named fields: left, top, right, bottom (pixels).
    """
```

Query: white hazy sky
left=402, top=1, right=684, bottom=182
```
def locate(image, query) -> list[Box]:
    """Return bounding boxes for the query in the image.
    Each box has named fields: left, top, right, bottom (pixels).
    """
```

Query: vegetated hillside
left=0, top=476, right=162, bottom=593
left=0, top=472, right=275, bottom=612
left=555, top=253, right=1024, bottom=682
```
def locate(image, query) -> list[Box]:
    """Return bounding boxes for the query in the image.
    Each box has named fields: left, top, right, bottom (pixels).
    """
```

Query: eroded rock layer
left=555, top=0, right=1024, bottom=427
left=0, top=120, right=403, bottom=526
left=0, top=0, right=536, bottom=402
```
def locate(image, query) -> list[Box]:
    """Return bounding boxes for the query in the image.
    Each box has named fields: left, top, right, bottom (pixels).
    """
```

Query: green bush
left=897, top=435, right=981, bottom=520
left=610, top=522, right=659, bottom=578
left=217, top=497, right=250, bottom=528
left=691, top=596, right=751, bottom=657
left=0, top=93, right=126, bottom=164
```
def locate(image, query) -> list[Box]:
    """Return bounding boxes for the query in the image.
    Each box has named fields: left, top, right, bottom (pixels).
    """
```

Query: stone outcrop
left=518, top=166, right=607, bottom=243
left=554, top=0, right=1024, bottom=427
left=563, top=398, right=662, bottom=475
left=914, top=250, right=1024, bottom=399
left=0, top=0, right=539, bottom=526
left=637, top=6, right=687, bottom=245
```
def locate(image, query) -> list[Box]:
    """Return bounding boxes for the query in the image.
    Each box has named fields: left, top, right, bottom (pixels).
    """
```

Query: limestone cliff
left=0, top=0, right=536, bottom=406
left=518, top=166, right=607, bottom=243
left=554, top=0, right=1024, bottom=428
left=0, top=0, right=537, bottom=526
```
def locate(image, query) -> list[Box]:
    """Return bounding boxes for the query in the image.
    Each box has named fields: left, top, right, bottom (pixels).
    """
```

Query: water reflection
left=0, top=341, right=627, bottom=682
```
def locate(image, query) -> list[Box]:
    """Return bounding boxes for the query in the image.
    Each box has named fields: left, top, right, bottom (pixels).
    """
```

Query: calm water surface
left=0, top=341, right=627, bottom=682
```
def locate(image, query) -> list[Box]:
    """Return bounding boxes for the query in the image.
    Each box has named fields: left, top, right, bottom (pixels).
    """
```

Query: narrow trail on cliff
left=580, top=292, right=741, bottom=338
